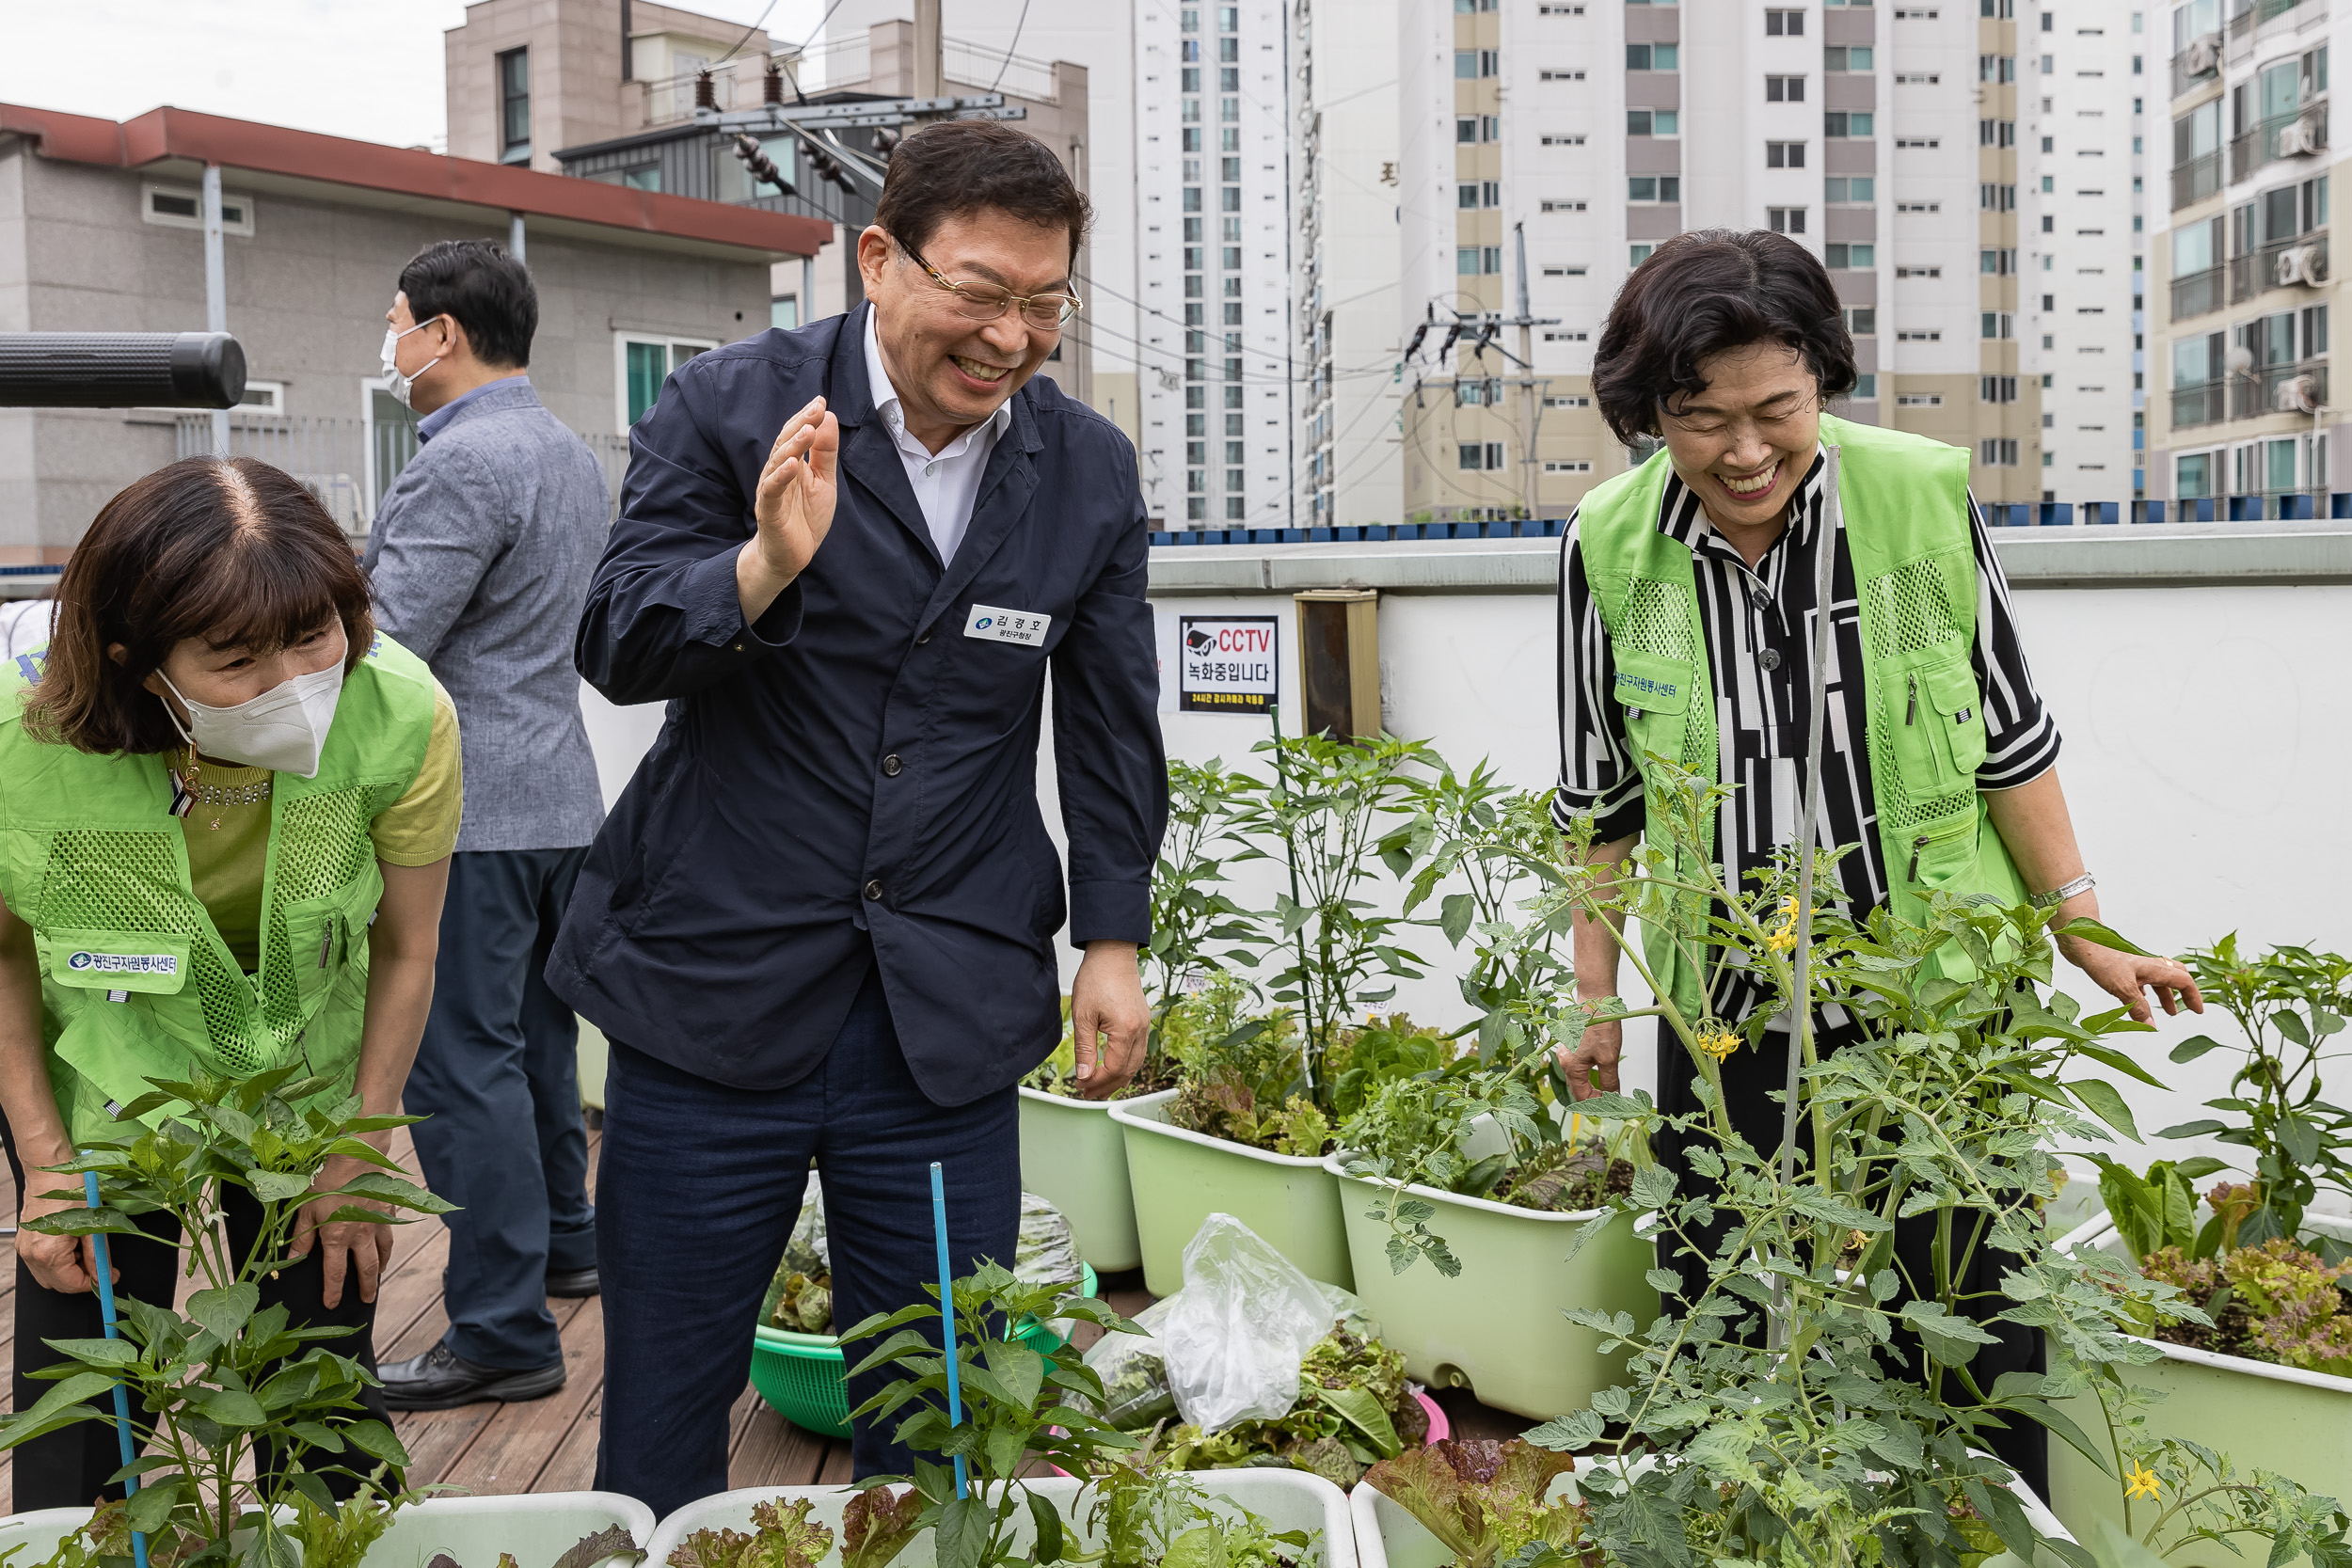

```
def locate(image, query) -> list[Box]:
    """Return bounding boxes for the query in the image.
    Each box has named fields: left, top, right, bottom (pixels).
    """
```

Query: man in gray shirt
left=362, top=239, right=609, bottom=1409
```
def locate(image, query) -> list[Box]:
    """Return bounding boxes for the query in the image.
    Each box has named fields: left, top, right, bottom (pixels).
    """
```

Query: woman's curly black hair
left=1592, top=229, right=1857, bottom=446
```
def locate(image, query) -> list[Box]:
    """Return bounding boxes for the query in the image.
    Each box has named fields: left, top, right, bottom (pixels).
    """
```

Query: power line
left=991, top=0, right=1037, bottom=91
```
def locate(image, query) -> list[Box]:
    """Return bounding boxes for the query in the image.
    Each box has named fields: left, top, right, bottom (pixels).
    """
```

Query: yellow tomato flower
left=1694, top=1026, right=1741, bottom=1061
left=2123, top=1463, right=2161, bottom=1501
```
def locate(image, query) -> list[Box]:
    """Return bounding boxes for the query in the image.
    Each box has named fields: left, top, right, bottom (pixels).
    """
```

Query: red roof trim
left=0, top=103, right=830, bottom=259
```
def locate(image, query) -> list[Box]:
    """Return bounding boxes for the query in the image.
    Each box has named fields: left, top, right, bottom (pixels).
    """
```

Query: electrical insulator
left=870, top=125, right=901, bottom=164
left=694, top=70, right=717, bottom=110
left=733, top=132, right=796, bottom=198
left=763, top=59, right=785, bottom=106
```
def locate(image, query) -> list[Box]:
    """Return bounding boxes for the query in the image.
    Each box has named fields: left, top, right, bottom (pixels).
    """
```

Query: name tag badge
left=963, top=604, right=1052, bottom=648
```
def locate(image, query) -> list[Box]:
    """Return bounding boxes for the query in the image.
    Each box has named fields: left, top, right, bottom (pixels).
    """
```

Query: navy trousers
left=593, top=960, right=1020, bottom=1521
left=404, top=847, right=597, bottom=1371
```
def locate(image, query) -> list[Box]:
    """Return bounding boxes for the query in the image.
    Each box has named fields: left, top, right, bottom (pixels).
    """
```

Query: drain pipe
left=202, top=165, right=229, bottom=454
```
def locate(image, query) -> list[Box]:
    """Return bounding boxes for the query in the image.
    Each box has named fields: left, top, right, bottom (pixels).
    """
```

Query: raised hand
left=738, top=394, right=841, bottom=623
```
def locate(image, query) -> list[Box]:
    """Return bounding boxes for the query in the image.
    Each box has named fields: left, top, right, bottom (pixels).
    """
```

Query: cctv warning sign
left=1178, top=615, right=1279, bottom=713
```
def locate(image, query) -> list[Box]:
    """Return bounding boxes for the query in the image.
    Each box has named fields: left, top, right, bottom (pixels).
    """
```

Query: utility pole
left=1513, top=222, right=1539, bottom=519
left=202, top=165, right=229, bottom=454
left=914, top=0, right=944, bottom=99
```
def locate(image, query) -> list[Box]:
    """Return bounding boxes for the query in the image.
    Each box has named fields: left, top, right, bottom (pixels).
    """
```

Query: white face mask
left=159, top=660, right=346, bottom=779
left=378, top=315, right=446, bottom=411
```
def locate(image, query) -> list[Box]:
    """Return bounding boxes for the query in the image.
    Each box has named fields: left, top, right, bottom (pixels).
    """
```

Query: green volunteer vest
left=0, top=633, right=437, bottom=1144
left=1573, top=413, right=2030, bottom=1022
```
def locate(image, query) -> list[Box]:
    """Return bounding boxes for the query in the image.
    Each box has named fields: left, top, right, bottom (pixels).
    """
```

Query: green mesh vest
left=1573, top=414, right=2030, bottom=1022
left=0, top=634, right=437, bottom=1143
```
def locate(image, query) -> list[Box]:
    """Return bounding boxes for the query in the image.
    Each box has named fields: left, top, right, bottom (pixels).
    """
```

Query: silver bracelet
left=2029, top=871, right=2096, bottom=909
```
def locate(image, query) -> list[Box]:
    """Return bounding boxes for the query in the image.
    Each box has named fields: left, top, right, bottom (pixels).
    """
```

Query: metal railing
left=173, top=414, right=634, bottom=526
left=2231, top=359, right=2329, bottom=419
left=2231, top=104, right=2327, bottom=182
left=639, top=63, right=758, bottom=128
left=2171, top=151, right=2224, bottom=210
left=2230, top=232, right=2330, bottom=302
left=2172, top=379, right=2227, bottom=427
left=2171, top=264, right=2226, bottom=319
left=775, top=35, right=872, bottom=96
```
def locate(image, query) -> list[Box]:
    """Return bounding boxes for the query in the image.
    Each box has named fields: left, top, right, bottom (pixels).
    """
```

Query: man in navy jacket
left=548, top=121, right=1166, bottom=1513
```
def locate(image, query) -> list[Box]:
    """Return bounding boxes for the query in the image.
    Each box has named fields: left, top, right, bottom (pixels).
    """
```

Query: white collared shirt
left=863, top=308, right=1013, bottom=564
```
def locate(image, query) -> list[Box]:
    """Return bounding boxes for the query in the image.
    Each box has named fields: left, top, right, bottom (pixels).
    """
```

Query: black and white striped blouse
left=1549, top=448, right=2062, bottom=1024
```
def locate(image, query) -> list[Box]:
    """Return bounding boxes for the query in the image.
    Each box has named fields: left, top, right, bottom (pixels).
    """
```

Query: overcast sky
left=0, top=0, right=834, bottom=150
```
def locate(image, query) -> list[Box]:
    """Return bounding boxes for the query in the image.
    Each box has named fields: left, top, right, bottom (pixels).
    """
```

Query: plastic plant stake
left=929, top=1160, right=969, bottom=1500
left=85, top=1167, right=149, bottom=1568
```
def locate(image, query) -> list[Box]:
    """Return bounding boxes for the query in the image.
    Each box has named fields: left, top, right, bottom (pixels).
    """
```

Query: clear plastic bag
left=1016, top=1192, right=1084, bottom=1288
left=1157, top=1212, right=1338, bottom=1433
left=784, top=1177, right=828, bottom=1275
left=1084, top=1294, right=1180, bottom=1428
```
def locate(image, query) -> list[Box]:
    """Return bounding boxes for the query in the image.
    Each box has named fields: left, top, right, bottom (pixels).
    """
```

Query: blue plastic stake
left=929, top=1161, right=969, bottom=1500
left=85, top=1168, right=149, bottom=1568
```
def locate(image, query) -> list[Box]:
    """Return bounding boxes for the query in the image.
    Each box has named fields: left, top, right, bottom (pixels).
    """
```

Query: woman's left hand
left=288, top=1152, right=399, bottom=1308
left=2060, top=933, right=2203, bottom=1023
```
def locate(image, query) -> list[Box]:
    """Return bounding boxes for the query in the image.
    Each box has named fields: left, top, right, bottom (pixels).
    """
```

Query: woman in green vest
left=1550, top=230, right=2201, bottom=1496
left=0, top=456, right=459, bottom=1508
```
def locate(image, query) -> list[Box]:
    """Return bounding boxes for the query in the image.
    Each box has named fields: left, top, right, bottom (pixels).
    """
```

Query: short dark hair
left=872, top=119, right=1091, bottom=263
left=24, top=458, right=374, bottom=756
left=1592, top=230, right=1856, bottom=446
left=398, top=239, right=536, bottom=369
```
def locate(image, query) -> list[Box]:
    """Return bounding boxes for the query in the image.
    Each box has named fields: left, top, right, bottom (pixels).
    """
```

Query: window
left=2176, top=452, right=2211, bottom=499
left=1825, top=175, right=1873, bottom=201
left=770, top=295, right=799, bottom=330
left=614, top=333, right=716, bottom=430
left=1980, top=375, right=2020, bottom=402
left=1981, top=311, right=2014, bottom=339
left=1825, top=46, right=1874, bottom=69
left=1457, top=118, right=1479, bottom=144
left=1627, top=43, right=1679, bottom=70
left=1896, top=329, right=1940, bottom=340
left=1454, top=50, right=1479, bottom=78
left=1896, top=393, right=1944, bottom=405
left=1768, top=206, right=1807, bottom=233
left=1896, top=200, right=1941, bottom=212
left=1630, top=244, right=1657, bottom=265
left=1979, top=438, right=2021, bottom=465
left=1981, top=0, right=2013, bottom=13
left=1628, top=109, right=1679, bottom=135
left=1979, top=247, right=2017, bottom=274
left=1536, top=3, right=1586, bottom=11
left=1766, top=73, right=1806, bottom=100
left=498, top=47, right=531, bottom=165
left=1768, top=140, right=1807, bottom=167
left=1845, top=307, right=1878, bottom=334
left=1980, top=119, right=2017, bottom=147
left=1979, top=54, right=2016, bottom=82
left=1825, top=112, right=1873, bottom=136
left=1895, top=7, right=1940, bottom=14
left=1539, top=198, right=1589, bottom=212
left=1896, top=263, right=1942, bottom=277
left=1825, top=243, right=1876, bottom=268
left=1979, top=182, right=2017, bottom=211
left=1483, top=115, right=1503, bottom=140
left=1543, top=460, right=1595, bottom=472
left=1895, top=136, right=1941, bottom=148
left=1544, top=393, right=1594, bottom=406
left=1766, top=8, right=1805, bottom=32
left=1851, top=373, right=1878, bottom=398
left=1896, top=71, right=1941, bottom=83
left=1183, top=67, right=1201, bottom=91
left=1543, top=329, right=1592, bottom=341
left=1541, top=133, right=1589, bottom=145
left=1538, top=69, right=1585, bottom=80
left=139, top=182, right=255, bottom=235
left=1629, top=176, right=1682, bottom=201
left=1458, top=441, right=1508, bottom=469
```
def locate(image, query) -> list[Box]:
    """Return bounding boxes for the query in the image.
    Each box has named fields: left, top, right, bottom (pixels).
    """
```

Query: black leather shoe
left=546, top=1266, right=600, bottom=1298
left=379, top=1341, right=565, bottom=1412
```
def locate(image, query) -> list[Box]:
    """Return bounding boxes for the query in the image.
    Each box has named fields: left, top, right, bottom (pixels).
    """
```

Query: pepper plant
left=0, top=1065, right=453, bottom=1562
left=2156, top=935, right=2352, bottom=1257
left=1137, top=758, right=1260, bottom=1085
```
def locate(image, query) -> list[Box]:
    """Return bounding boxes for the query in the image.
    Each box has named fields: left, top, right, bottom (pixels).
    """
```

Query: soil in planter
left=1486, top=1142, right=1636, bottom=1213
left=2139, top=1235, right=2352, bottom=1375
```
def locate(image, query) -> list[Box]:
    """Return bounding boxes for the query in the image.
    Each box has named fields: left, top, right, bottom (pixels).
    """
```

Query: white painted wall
left=577, top=577, right=2352, bottom=1202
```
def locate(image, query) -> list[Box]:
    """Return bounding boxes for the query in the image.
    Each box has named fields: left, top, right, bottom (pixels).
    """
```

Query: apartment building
left=1397, top=0, right=2106, bottom=523
left=2148, top=0, right=2339, bottom=508
left=1294, top=0, right=1405, bottom=527
left=2019, top=0, right=2150, bottom=501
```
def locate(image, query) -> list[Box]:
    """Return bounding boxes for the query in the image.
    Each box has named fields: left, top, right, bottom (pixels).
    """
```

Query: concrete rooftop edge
left=1146, top=519, right=2352, bottom=594
left=0, top=103, right=832, bottom=260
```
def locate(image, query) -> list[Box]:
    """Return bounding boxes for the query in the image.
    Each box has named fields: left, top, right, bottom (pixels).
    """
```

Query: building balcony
left=2229, top=233, right=2329, bottom=303
left=2230, top=104, right=2327, bottom=184
left=2230, top=359, right=2328, bottom=420
left=2172, top=379, right=2226, bottom=428
left=2171, top=38, right=2221, bottom=99
left=2171, top=151, right=2224, bottom=211
left=2171, top=265, right=2226, bottom=320
left=2229, top=0, right=2302, bottom=38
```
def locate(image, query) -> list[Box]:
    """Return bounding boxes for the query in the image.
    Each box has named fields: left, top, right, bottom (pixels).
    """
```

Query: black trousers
left=1652, top=1020, right=2048, bottom=1497
left=4, top=1124, right=393, bottom=1511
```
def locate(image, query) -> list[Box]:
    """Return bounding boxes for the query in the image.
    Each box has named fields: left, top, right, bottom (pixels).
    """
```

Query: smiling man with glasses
left=553, top=119, right=1165, bottom=1514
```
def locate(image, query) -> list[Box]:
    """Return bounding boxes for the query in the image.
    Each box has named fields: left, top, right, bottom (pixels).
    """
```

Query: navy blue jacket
left=546, top=307, right=1167, bottom=1104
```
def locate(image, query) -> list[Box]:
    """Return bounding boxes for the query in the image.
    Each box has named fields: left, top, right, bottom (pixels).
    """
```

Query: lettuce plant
left=1358, top=1438, right=1589, bottom=1568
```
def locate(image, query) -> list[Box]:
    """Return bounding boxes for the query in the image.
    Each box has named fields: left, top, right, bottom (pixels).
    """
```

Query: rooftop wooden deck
left=0, top=1124, right=1522, bottom=1517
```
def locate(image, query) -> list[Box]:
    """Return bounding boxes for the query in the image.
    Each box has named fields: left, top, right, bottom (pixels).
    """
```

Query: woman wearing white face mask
left=0, top=456, right=459, bottom=1508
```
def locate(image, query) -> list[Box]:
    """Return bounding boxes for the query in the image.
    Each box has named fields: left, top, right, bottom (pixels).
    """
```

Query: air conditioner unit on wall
left=2276, top=244, right=2328, bottom=286
left=2274, top=373, right=2321, bottom=414
left=2185, top=33, right=2221, bottom=74
left=2278, top=114, right=2326, bottom=156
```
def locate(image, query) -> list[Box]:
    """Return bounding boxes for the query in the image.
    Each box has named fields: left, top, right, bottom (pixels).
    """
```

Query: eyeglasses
left=898, top=239, right=1083, bottom=330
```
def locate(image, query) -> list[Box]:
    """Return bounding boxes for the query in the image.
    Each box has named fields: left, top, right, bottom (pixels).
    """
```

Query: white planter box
left=2046, top=1211, right=2352, bottom=1547
left=0, top=1491, right=655, bottom=1567
left=1110, top=1087, right=1352, bottom=1295
left=646, top=1470, right=1357, bottom=1567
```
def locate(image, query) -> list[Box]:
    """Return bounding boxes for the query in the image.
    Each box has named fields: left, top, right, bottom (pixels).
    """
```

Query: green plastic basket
left=750, top=1263, right=1099, bottom=1440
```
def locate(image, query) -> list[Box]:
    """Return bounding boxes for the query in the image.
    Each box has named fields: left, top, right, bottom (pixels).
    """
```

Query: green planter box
left=645, top=1470, right=1358, bottom=1567
left=2047, top=1211, right=2352, bottom=1551
left=0, top=1492, right=656, bottom=1566
left=1327, top=1157, right=1658, bottom=1420
left=1109, top=1088, right=1353, bottom=1296
left=1019, top=1087, right=1141, bottom=1273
